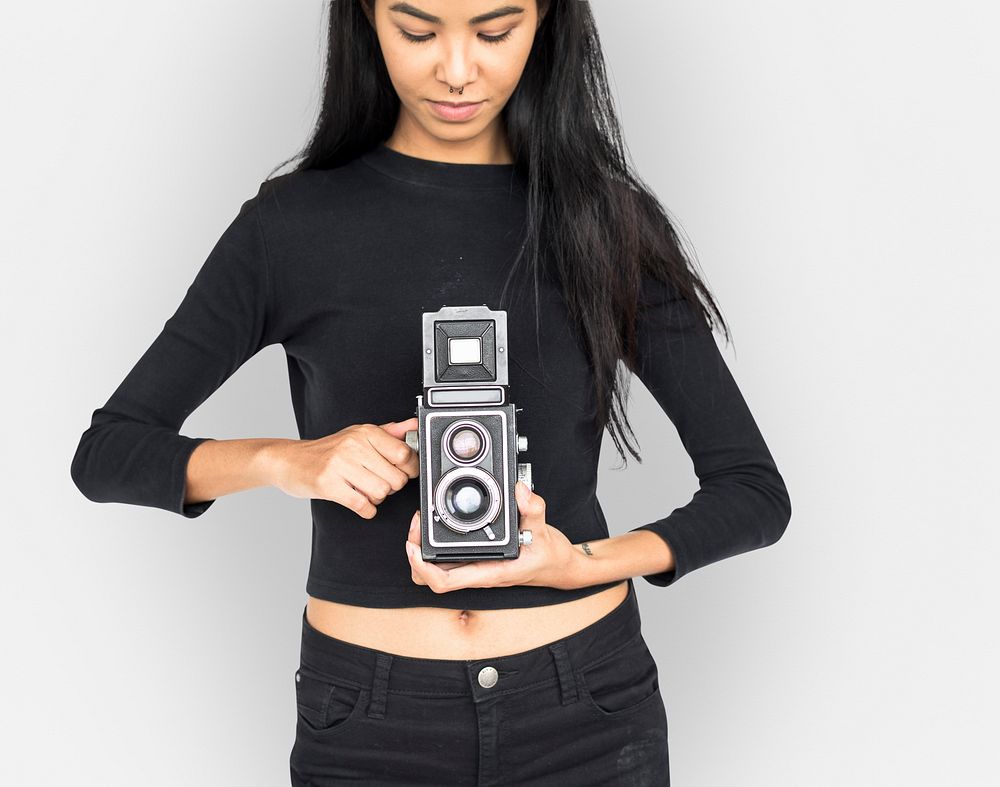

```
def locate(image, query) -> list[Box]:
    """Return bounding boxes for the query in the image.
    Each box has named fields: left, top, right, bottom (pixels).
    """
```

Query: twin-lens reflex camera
left=404, top=305, right=533, bottom=563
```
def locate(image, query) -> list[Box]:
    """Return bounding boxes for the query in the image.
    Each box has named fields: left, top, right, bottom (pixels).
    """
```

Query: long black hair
left=268, top=0, right=732, bottom=468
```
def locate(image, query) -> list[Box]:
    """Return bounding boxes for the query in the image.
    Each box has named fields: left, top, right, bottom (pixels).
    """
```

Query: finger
left=366, top=428, right=420, bottom=482
left=406, top=541, right=505, bottom=592
left=374, top=421, right=420, bottom=479
left=378, top=417, right=418, bottom=438
left=408, top=548, right=427, bottom=585
left=398, top=445, right=420, bottom=480
left=428, top=559, right=511, bottom=591
left=342, top=462, right=397, bottom=504
left=347, top=437, right=411, bottom=494
left=406, top=540, right=435, bottom=586
left=407, top=509, right=422, bottom=547
left=440, top=560, right=476, bottom=571
left=405, top=521, right=475, bottom=571
left=375, top=420, right=420, bottom=478
left=335, top=479, right=378, bottom=519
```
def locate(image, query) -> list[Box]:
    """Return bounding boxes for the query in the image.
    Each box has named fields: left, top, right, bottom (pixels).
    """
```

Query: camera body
left=405, top=305, right=532, bottom=563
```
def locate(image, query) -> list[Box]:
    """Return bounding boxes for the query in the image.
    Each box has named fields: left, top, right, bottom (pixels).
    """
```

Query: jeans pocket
left=577, top=631, right=662, bottom=719
left=294, top=667, right=368, bottom=738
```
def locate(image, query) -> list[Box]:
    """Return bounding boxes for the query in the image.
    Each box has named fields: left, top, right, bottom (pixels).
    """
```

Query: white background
left=2, top=1, right=997, bottom=785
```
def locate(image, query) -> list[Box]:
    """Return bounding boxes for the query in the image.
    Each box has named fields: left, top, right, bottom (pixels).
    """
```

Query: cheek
left=492, top=47, right=533, bottom=95
left=379, top=46, right=422, bottom=99
left=493, top=30, right=536, bottom=89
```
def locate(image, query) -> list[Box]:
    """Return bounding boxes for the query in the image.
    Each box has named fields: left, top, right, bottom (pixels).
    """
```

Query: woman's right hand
left=267, top=417, right=419, bottom=519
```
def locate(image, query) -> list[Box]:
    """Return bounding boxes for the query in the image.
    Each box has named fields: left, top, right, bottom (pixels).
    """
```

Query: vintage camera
left=404, top=305, right=533, bottom=563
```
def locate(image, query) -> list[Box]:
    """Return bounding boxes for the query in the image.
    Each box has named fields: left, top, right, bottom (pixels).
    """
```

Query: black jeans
left=289, top=578, right=669, bottom=786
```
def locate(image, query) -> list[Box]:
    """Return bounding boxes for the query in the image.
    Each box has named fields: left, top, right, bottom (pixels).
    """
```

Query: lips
left=426, top=100, right=485, bottom=121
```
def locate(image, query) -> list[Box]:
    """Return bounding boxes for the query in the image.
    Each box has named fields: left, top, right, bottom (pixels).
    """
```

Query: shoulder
left=251, top=159, right=373, bottom=232
left=257, top=165, right=348, bottom=210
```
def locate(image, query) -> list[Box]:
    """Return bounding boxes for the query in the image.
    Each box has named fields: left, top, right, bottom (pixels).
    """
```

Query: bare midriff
left=305, top=580, right=630, bottom=660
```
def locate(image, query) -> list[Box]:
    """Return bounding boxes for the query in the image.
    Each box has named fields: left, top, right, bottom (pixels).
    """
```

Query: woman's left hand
left=405, top=481, right=582, bottom=592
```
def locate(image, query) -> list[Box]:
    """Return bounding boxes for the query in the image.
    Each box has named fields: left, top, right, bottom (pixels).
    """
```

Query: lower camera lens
left=446, top=478, right=490, bottom=522
left=433, top=464, right=503, bottom=534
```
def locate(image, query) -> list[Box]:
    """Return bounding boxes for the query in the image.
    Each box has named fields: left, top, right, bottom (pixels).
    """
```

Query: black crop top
left=70, top=143, right=791, bottom=609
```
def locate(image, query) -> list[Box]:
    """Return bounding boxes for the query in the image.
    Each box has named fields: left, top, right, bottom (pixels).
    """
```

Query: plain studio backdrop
left=2, top=1, right=996, bottom=785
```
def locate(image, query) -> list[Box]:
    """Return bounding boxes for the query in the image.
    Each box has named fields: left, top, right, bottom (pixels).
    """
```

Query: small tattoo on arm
left=580, top=542, right=593, bottom=556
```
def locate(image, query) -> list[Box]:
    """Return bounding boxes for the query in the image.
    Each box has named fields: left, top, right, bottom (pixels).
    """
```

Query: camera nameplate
left=426, top=386, right=506, bottom=406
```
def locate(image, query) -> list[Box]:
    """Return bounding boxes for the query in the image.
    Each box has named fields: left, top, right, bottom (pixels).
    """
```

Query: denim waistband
left=297, top=578, right=642, bottom=702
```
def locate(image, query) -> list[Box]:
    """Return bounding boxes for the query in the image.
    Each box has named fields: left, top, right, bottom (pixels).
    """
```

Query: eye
left=396, top=29, right=514, bottom=45
left=397, top=29, right=433, bottom=44
left=480, top=30, right=513, bottom=45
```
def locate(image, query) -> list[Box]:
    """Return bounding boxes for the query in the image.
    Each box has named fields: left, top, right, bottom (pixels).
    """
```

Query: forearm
left=567, top=530, right=676, bottom=589
left=183, top=437, right=294, bottom=505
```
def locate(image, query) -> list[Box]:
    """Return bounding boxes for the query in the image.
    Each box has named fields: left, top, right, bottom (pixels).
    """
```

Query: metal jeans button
left=478, top=666, right=498, bottom=688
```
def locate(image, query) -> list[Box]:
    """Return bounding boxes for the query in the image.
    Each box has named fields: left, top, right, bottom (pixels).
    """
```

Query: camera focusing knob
left=518, top=530, right=533, bottom=547
left=404, top=430, right=419, bottom=453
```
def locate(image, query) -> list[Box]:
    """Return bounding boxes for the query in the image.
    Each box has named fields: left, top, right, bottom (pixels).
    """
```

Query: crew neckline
left=359, top=142, right=525, bottom=191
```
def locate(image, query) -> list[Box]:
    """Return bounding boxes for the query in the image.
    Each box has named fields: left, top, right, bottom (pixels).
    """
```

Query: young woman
left=72, top=1, right=791, bottom=784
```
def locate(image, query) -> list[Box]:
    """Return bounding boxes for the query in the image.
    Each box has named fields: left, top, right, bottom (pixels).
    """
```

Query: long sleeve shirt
left=71, top=143, right=791, bottom=609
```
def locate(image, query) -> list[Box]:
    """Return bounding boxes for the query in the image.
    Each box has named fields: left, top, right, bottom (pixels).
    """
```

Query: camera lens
left=449, top=427, right=483, bottom=461
left=434, top=465, right=503, bottom=533
left=442, top=420, right=489, bottom=465
left=446, top=478, right=490, bottom=522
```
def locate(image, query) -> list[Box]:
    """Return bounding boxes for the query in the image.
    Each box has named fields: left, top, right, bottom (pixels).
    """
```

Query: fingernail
left=405, top=542, right=414, bottom=556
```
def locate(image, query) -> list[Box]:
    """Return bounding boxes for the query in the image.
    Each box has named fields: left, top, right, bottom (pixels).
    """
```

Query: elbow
left=730, top=465, right=791, bottom=550
left=764, top=471, right=792, bottom=547
left=71, top=420, right=120, bottom=505
left=70, top=411, right=208, bottom=518
left=70, top=427, right=100, bottom=503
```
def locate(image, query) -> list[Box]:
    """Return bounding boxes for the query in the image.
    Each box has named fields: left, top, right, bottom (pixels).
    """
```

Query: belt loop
left=366, top=652, right=393, bottom=719
left=548, top=641, right=579, bottom=705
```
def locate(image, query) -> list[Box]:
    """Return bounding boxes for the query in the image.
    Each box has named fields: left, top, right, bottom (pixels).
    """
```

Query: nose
left=437, top=37, right=477, bottom=92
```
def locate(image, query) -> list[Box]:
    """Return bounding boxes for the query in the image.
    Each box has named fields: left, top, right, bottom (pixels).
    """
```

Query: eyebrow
left=388, top=3, right=525, bottom=25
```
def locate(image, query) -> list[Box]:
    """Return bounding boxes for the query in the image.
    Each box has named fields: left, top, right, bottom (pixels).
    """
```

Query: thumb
left=514, top=480, right=532, bottom=513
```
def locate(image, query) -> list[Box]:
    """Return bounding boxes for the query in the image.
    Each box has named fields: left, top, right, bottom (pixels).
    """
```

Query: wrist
left=254, top=438, right=294, bottom=489
left=565, top=540, right=601, bottom=590
left=565, top=531, right=675, bottom=589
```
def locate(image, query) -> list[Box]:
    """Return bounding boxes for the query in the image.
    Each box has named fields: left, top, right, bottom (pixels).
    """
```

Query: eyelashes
left=397, top=29, right=514, bottom=46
